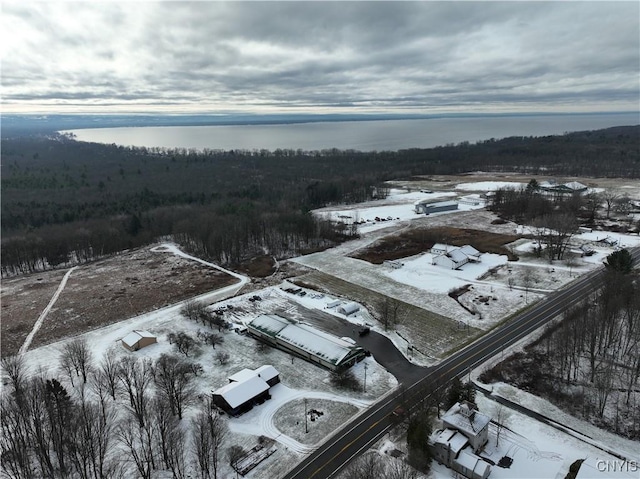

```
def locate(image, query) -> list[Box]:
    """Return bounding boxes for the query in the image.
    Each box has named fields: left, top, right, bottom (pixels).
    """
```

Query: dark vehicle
left=358, top=327, right=370, bottom=336
left=392, top=406, right=405, bottom=418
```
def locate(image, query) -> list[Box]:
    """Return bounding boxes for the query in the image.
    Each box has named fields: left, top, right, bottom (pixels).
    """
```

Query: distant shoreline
left=53, top=114, right=639, bottom=153
left=3, top=110, right=639, bottom=133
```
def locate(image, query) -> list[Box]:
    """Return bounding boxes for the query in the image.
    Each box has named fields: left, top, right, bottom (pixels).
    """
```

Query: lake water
left=64, top=113, right=638, bottom=152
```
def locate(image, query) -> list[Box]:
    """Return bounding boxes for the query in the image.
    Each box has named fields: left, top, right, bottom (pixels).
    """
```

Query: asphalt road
left=282, top=247, right=640, bottom=479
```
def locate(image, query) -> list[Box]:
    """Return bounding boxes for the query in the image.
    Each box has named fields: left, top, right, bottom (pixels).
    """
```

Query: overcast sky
left=2, top=1, right=639, bottom=115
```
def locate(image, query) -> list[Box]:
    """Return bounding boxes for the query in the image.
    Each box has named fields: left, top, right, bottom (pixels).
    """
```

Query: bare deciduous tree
left=60, top=338, right=93, bottom=385
left=342, top=452, right=385, bottom=479
left=215, top=351, right=230, bottom=365
left=198, top=331, right=224, bottom=349
left=117, top=356, right=154, bottom=428
left=168, top=332, right=197, bottom=357
left=117, top=411, right=155, bottom=479
left=152, top=353, right=198, bottom=419
left=191, top=400, right=228, bottom=479
left=93, top=347, right=120, bottom=401
left=227, top=445, right=245, bottom=477
left=1, top=355, right=29, bottom=399
left=69, top=388, right=118, bottom=479
left=153, top=397, right=187, bottom=479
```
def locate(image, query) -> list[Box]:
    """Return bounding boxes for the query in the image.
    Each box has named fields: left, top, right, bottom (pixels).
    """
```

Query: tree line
left=0, top=300, right=253, bottom=479
left=480, top=253, right=640, bottom=439
left=2, top=125, right=638, bottom=276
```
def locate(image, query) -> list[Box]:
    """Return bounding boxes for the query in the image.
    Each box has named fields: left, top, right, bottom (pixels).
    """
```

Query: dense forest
left=1, top=125, right=638, bottom=276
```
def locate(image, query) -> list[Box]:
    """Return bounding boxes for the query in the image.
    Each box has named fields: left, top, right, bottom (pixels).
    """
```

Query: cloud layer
left=2, top=2, right=639, bottom=114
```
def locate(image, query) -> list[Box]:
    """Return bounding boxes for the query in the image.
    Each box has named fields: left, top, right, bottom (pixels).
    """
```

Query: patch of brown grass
left=238, top=255, right=277, bottom=277
left=351, top=226, right=520, bottom=264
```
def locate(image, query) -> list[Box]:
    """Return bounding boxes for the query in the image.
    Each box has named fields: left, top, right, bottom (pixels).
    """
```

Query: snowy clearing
left=7, top=174, right=640, bottom=479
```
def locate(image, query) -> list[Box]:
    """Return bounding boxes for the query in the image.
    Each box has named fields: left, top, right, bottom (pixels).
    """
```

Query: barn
left=212, top=375, right=271, bottom=416
left=247, top=314, right=366, bottom=371
left=121, top=330, right=157, bottom=351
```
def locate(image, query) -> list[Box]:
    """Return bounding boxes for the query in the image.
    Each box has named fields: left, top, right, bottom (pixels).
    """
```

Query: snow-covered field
left=11, top=178, right=640, bottom=479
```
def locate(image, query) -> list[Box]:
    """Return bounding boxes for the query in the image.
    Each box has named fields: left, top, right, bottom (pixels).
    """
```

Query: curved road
left=283, top=247, right=639, bottom=479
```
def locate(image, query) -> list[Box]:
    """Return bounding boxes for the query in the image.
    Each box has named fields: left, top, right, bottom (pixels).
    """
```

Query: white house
left=430, top=429, right=491, bottom=479
left=429, top=402, right=493, bottom=479
left=442, top=401, right=491, bottom=453
left=432, top=245, right=482, bottom=270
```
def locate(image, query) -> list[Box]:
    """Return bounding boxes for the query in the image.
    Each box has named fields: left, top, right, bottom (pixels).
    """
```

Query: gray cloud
left=2, top=1, right=638, bottom=114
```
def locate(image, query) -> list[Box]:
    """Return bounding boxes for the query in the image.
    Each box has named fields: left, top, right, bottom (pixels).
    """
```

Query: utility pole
left=304, top=398, right=308, bottom=434
left=363, top=363, right=368, bottom=393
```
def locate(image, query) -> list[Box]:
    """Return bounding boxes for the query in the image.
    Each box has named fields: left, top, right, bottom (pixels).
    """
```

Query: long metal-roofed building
left=247, top=314, right=366, bottom=371
left=414, top=199, right=459, bottom=215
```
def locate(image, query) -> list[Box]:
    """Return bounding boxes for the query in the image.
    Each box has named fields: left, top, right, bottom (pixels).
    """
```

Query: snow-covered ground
left=13, top=179, right=640, bottom=479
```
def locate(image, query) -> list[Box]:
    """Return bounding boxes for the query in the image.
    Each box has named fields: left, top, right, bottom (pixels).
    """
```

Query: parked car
left=358, top=326, right=370, bottom=336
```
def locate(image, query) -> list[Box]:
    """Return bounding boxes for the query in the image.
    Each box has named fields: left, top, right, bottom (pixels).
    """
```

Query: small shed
left=337, top=302, right=360, bottom=316
left=121, top=330, right=157, bottom=351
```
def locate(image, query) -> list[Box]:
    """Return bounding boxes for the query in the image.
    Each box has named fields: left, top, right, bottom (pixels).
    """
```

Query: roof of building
left=442, top=402, right=491, bottom=438
left=248, top=314, right=290, bottom=337
left=448, top=249, right=469, bottom=263
left=459, top=245, right=481, bottom=257
left=433, top=428, right=469, bottom=455
left=213, top=375, right=269, bottom=409
left=432, top=243, right=450, bottom=252
left=338, top=302, right=360, bottom=314
left=456, top=448, right=491, bottom=476
left=425, top=200, right=458, bottom=208
left=276, top=323, right=354, bottom=364
left=564, top=181, right=587, bottom=190
left=248, top=314, right=363, bottom=367
left=255, top=365, right=279, bottom=382
left=228, top=365, right=279, bottom=384
left=229, top=368, right=257, bottom=383
left=121, top=330, right=156, bottom=348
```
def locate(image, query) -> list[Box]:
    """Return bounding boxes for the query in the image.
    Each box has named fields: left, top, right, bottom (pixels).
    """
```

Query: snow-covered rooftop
left=121, top=330, right=155, bottom=347
left=249, top=314, right=290, bottom=336
left=248, top=314, right=362, bottom=366
left=255, top=365, right=279, bottom=382
left=426, top=200, right=459, bottom=208
left=229, top=368, right=258, bottom=383
left=456, top=448, right=491, bottom=476
left=276, top=323, right=355, bottom=364
left=213, top=375, right=270, bottom=409
left=443, top=402, right=491, bottom=438
left=433, top=428, right=469, bottom=454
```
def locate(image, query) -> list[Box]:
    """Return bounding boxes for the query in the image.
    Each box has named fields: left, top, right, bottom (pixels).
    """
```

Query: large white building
left=247, top=314, right=366, bottom=371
